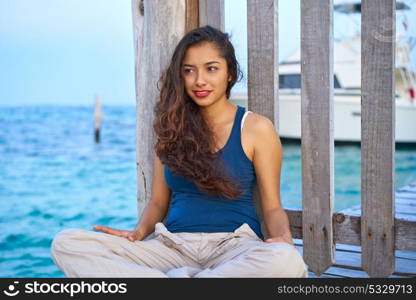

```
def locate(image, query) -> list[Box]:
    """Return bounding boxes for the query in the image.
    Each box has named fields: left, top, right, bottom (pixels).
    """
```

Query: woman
left=51, top=26, right=307, bottom=278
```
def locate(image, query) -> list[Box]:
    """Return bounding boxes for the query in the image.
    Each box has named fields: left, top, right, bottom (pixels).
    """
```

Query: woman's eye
left=183, top=67, right=217, bottom=74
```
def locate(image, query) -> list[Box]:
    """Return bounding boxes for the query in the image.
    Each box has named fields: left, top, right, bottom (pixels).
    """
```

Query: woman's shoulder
left=240, top=111, right=280, bottom=160
left=244, top=111, right=277, bottom=136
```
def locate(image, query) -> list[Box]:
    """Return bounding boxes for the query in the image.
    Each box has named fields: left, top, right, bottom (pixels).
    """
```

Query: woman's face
left=182, top=42, right=231, bottom=107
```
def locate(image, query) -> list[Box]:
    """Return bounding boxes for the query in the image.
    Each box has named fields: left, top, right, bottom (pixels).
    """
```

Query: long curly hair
left=153, top=25, right=244, bottom=199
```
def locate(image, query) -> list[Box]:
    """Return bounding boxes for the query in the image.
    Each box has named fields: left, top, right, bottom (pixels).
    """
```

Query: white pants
left=51, top=222, right=308, bottom=278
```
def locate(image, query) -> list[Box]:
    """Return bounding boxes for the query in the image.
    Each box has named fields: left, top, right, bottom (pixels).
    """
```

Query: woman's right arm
left=93, top=154, right=172, bottom=241
left=134, top=154, right=172, bottom=239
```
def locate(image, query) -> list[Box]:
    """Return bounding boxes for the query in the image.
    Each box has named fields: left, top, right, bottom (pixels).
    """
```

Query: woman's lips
left=193, top=90, right=212, bottom=98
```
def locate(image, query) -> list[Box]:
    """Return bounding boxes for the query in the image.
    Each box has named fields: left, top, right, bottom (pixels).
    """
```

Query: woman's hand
left=92, top=225, right=144, bottom=242
left=265, top=236, right=294, bottom=247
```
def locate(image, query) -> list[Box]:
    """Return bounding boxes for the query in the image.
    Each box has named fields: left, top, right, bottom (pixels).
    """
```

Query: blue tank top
left=163, top=105, right=264, bottom=240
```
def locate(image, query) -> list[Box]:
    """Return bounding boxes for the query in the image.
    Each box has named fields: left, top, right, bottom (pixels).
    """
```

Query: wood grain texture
left=294, top=239, right=416, bottom=278
left=247, top=0, right=279, bottom=126
left=198, top=0, right=224, bottom=31
left=300, top=0, right=334, bottom=276
left=286, top=210, right=416, bottom=252
left=361, top=0, right=396, bottom=277
left=131, top=0, right=186, bottom=217
left=186, top=0, right=199, bottom=32
left=246, top=0, right=278, bottom=240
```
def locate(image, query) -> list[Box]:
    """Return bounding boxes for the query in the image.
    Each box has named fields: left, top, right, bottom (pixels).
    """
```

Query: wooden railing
left=131, top=0, right=416, bottom=277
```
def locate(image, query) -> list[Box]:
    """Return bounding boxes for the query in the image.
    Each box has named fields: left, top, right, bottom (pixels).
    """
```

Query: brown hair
left=153, top=26, right=244, bottom=199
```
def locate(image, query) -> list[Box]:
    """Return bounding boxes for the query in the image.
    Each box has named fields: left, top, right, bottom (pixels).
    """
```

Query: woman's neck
left=200, top=101, right=237, bottom=128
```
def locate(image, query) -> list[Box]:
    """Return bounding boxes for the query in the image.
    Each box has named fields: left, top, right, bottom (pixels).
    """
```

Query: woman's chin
left=192, top=98, right=214, bottom=107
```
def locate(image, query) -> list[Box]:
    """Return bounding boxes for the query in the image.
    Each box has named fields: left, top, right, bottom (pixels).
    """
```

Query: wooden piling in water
left=94, top=94, right=102, bottom=143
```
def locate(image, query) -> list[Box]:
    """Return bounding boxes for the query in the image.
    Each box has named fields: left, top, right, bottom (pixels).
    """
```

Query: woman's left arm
left=251, top=115, right=294, bottom=246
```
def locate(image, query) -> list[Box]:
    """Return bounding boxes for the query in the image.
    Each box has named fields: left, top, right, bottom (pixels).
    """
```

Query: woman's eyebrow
left=183, top=61, right=220, bottom=67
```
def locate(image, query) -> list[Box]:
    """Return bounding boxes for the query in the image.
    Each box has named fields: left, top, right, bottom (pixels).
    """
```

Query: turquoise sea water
left=0, top=105, right=415, bottom=277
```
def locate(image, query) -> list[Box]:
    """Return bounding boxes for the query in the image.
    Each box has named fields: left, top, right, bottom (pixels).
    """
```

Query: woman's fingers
left=127, top=233, right=135, bottom=242
left=126, top=230, right=143, bottom=242
left=127, top=231, right=138, bottom=242
left=93, top=225, right=124, bottom=237
left=93, top=225, right=113, bottom=233
left=93, top=225, right=139, bottom=241
left=265, top=236, right=294, bottom=246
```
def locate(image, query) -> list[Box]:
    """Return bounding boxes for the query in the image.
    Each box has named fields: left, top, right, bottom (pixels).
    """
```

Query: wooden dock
left=133, top=0, right=415, bottom=277
left=295, top=182, right=416, bottom=278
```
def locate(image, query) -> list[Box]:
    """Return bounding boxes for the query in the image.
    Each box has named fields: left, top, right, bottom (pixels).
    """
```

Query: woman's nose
left=195, top=72, right=207, bottom=86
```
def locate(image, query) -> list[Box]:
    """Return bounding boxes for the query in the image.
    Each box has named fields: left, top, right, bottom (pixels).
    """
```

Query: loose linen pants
left=51, top=222, right=308, bottom=278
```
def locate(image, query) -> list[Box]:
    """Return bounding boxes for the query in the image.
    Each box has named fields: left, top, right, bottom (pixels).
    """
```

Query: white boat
left=232, top=0, right=416, bottom=144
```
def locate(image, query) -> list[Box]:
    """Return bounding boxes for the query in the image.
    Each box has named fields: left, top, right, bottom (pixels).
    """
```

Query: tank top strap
left=225, top=105, right=245, bottom=149
left=241, top=110, right=253, bottom=132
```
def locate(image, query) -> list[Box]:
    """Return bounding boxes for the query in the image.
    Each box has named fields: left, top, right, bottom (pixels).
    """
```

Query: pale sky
left=0, top=0, right=415, bottom=106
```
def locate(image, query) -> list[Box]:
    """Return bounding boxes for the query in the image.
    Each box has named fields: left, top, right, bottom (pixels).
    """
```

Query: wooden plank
left=397, top=189, right=416, bottom=194
left=295, top=240, right=416, bottom=277
left=300, top=0, right=334, bottom=276
left=307, top=271, right=344, bottom=278
left=395, top=219, right=416, bottom=251
left=186, top=0, right=199, bottom=32
left=396, top=194, right=416, bottom=200
left=286, top=210, right=416, bottom=252
left=247, top=0, right=279, bottom=126
left=330, top=251, right=416, bottom=276
left=333, top=213, right=361, bottom=246
left=246, top=0, right=278, bottom=240
left=361, top=0, right=396, bottom=277
left=131, top=0, right=186, bottom=215
left=341, top=192, right=416, bottom=221
left=394, top=200, right=416, bottom=208
left=321, top=266, right=407, bottom=278
left=198, top=0, right=224, bottom=31
left=333, top=243, right=416, bottom=261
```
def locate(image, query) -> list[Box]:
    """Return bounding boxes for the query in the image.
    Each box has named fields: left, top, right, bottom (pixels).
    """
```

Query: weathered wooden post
left=361, top=0, right=396, bottom=277
left=247, top=0, right=279, bottom=239
left=301, top=0, right=335, bottom=276
left=131, top=0, right=187, bottom=215
left=186, top=0, right=199, bottom=32
left=199, top=0, right=224, bottom=31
